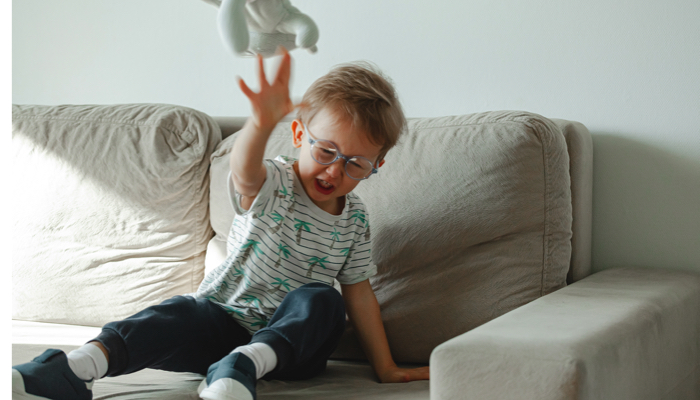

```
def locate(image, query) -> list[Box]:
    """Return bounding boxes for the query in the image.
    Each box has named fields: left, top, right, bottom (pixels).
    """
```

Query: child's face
left=292, top=107, right=385, bottom=215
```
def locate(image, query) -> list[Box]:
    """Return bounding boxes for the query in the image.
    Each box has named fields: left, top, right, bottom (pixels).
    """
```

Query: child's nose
left=326, top=160, right=343, bottom=178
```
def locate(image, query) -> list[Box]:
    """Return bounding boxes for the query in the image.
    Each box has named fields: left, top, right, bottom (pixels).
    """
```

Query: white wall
left=12, top=0, right=700, bottom=274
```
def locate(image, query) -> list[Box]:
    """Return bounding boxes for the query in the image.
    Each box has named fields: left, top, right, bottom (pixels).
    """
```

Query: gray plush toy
left=202, top=0, right=319, bottom=57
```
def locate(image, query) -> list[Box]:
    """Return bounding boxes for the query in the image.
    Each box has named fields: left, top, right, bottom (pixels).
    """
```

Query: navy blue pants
left=93, top=283, right=346, bottom=381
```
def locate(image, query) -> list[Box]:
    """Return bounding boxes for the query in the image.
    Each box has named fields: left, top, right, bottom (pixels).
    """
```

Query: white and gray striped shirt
left=195, top=156, right=376, bottom=334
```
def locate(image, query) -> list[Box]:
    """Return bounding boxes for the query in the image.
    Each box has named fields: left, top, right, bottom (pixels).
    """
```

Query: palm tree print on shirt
left=287, top=196, right=296, bottom=214
left=329, top=228, right=340, bottom=250
left=247, top=308, right=269, bottom=329
left=231, top=265, right=246, bottom=285
left=241, top=294, right=260, bottom=309
left=274, top=186, right=289, bottom=199
left=240, top=240, right=263, bottom=265
left=351, top=210, right=366, bottom=226
left=274, top=243, right=290, bottom=268
left=306, top=256, right=328, bottom=278
left=294, top=219, right=313, bottom=244
left=271, top=186, right=289, bottom=211
left=217, top=302, right=245, bottom=318
left=270, top=212, right=285, bottom=234
left=268, top=277, right=291, bottom=295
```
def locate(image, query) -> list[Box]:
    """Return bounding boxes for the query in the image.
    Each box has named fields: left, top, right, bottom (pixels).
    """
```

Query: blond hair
left=297, top=62, right=406, bottom=161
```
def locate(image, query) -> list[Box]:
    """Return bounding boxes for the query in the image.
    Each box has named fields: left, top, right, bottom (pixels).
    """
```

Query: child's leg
left=198, top=283, right=345, bottom=400
left=93, top=295, right=252, bottom=376
left=252, top=282, right=347, bottom=380
left=13, top=295, right=251, bottom=400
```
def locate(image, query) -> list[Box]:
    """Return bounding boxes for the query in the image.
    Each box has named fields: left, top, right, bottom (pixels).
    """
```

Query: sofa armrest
left=430, top=267, right=700, bottom=400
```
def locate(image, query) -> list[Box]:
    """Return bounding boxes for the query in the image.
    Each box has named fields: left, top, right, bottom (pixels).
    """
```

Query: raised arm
left=231, top=48, right=294, bottom=209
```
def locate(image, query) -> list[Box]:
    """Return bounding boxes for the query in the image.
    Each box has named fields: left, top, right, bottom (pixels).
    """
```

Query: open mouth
left=314, top=178, right=335, bottom=195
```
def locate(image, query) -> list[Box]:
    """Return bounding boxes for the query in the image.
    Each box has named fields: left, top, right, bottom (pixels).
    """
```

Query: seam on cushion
left=518, top=119, right=550, bottom=297
left=436, top=347, right=580, bottom=364
left=12, top=115, right=198, bottom=148
left=405, top=114, right=548, bottom=130
left=191, top=128, right=201, bottom=293
left=401, top=118, right=549, bottom=133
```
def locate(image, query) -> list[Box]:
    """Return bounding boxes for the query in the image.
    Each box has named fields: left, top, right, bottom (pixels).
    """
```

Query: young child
left=12, top=48, right=430, bottom=400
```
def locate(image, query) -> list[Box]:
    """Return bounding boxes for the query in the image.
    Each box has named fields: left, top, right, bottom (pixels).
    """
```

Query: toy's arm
left=278, top=9, right=319, bottom=53
left=217, top=0, right=250, bottom=56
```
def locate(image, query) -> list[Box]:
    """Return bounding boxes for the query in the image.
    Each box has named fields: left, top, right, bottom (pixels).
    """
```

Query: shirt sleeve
left=336, top=205, right=378, bottom=285
left=228, top=159, right=290, bottom=217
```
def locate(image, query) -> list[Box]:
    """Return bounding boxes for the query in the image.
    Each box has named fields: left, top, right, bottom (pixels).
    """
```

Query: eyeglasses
left=301, top=122, right=379, bottom=181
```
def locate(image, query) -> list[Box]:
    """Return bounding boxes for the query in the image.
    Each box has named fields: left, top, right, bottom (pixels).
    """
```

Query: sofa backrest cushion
left=12, top=104, right=220, bottom=327
left=208, top=110, right=573, bottom=363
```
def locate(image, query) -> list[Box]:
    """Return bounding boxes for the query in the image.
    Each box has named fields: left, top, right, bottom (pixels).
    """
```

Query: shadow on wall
left=591, top=133, right=700, bottom=274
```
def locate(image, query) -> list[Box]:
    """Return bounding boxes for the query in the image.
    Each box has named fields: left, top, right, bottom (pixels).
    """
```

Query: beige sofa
left=12, top=104, right=700, bottom=399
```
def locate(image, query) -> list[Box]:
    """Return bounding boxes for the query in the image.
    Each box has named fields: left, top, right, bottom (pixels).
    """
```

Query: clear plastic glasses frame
left=301, top=122, right=378, bottom=181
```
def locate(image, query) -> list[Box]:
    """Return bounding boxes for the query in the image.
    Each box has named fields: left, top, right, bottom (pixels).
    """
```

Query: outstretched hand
left=238, top=47, right=295, bottom=132
left=378, top=365, right=430, bottom=383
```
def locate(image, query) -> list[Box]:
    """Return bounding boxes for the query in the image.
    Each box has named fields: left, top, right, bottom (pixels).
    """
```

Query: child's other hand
left=238, top=47, right=295, bottom=132
left=378, top=365, right=430, bottom=383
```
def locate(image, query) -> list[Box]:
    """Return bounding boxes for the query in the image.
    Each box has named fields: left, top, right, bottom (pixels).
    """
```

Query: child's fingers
left=237, top=76, right=256, bottom=100
left=256, top=53, right=268, bottom=86
left=409, top=366, right=430, bottom=381
left=274, top=47, right=292, bottom=87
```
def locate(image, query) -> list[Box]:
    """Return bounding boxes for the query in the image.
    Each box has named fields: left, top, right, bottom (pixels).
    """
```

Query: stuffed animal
left=202, top=0, right=319, bottom=57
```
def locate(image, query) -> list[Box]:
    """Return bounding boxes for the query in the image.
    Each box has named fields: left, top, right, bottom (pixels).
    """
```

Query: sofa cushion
left=208, top=111, right=572, bottom=363
left=12, top=104, right=221, bottom=327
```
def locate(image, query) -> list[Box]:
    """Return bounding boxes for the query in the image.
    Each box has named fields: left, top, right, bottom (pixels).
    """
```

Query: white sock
left=231, top=343, right=277, bottom=380
left=66, top=343, right=109, bottom=381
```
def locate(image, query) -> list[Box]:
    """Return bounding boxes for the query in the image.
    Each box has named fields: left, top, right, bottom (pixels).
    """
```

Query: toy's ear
left=217, top=0, right=250, bottom=56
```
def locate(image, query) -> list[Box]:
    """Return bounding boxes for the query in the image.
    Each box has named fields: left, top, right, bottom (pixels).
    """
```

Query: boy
left=12, top=49, right=429, bottom=400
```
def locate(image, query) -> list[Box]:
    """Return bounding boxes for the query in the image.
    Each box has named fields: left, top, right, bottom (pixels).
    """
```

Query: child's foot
left=12, top=349, right=93, bottom=400
left=198, top=352, right=256, bottom=400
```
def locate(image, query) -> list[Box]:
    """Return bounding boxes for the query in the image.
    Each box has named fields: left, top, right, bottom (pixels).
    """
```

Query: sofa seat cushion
left=12, top=320, right=429, bottom=400
left=208, top=111, right=573, bottom=363
left=12, top=104, right=220, bottom=327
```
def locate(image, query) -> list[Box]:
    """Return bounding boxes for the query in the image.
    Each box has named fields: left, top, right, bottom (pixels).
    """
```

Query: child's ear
left=291, top=120, right=304, bottom=149
left=378, top=159, right=386, bottom=168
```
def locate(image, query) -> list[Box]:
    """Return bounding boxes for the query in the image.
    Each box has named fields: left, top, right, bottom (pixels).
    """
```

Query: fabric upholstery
left=12, top=104, right=220, bottom=327
left=552, top=119, right=593, bottom=283
left=208, top=111, right=573, bottom=363
left=12, top=339, right=429, bottom=400
left=430, top=267, right=700, bottom=400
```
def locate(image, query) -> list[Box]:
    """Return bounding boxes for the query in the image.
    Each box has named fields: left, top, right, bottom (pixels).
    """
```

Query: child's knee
left=289, top=283, right=345, bottom=316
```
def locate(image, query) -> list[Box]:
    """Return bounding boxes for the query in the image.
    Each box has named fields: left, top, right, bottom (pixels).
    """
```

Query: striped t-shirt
left=194, top=156, right=376, bottom=334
